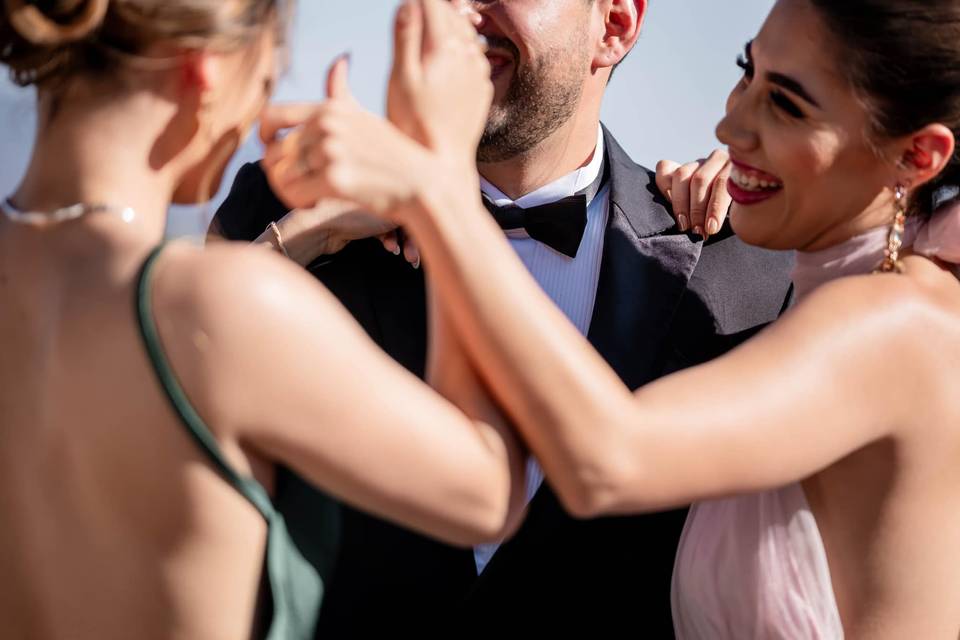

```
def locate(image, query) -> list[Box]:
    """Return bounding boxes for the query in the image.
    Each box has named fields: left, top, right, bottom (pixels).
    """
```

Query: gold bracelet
left=267, top=221, right=290, bottom=259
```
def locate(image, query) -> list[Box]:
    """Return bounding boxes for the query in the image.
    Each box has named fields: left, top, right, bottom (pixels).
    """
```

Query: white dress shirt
left=473, top=125, right=610, bottom=574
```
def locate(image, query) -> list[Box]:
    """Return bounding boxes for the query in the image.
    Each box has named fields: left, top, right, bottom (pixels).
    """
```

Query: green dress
left=136, top=245, right=339, bottom=639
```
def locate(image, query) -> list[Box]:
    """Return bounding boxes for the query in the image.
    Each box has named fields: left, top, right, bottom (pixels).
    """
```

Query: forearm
left=405, top=188, right=640, bottom=515
left=426, top=285, right=528, bottom=536
left=426, top=286, right=499, bottom=426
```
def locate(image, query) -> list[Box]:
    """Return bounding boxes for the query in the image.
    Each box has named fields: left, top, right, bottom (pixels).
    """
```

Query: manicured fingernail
left=678, top=214, right=689, bottom=232
left=693, top=225, right=704, bottom=238
left=392, top=245, right=402, bottom=256
left=413, top=257, right=421, bottom=270
left=706, top=218, right=720, bottom=237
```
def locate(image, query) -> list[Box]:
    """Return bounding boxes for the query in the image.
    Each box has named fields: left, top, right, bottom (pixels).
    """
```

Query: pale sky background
left=0, top=0, right=775, bottom=237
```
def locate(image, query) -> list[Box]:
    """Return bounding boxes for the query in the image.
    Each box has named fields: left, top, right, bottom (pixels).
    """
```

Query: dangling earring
left=876, top=184, right=907, bottom=274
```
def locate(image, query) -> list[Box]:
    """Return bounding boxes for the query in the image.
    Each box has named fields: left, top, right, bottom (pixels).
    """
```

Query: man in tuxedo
left=211, top=0, right=794, bottom=635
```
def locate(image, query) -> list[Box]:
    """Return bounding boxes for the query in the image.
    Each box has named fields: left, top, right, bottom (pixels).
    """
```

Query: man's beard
left=478, top=41, right=589, bottom=164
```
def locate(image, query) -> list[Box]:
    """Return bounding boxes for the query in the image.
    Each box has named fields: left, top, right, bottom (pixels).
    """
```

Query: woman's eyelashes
left=770, top=91, right=804, bottom=118
left=735, top=55, right=805, bottom=120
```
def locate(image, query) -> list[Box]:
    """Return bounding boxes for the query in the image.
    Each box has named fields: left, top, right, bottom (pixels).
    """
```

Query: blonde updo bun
left=5, top=0, right=108, bottom=47
left=0, top=0, right=288, bottom=88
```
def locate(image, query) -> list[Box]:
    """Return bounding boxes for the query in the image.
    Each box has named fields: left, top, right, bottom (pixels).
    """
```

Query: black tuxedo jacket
left=212, top=127, right=795, bottom=638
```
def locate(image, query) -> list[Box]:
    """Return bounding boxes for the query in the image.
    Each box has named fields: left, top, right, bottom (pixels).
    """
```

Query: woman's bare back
left=0, top=221, right=270, bottom=639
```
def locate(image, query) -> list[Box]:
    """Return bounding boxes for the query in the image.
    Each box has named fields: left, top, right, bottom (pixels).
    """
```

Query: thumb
left=259, top=102, right=318, bottom=145
left=326, top=53, right=357, bottom=105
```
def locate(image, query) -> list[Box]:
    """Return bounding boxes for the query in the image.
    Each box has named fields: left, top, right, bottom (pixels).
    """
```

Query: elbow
left=469, top=474, right=529, bottom=544
left=443, top=461, right=635, bottom=544
left=548, top=401, right=640, bottom=519
left=448, top=467, right=623, bottom=546
left=556, top=468, right=625, bottom=520
left=439, top=470, right=526, bottom=547
left=448, top=423, right=530, bottom=545
left=553, top=439, right=638, bottom=520
left=560, top=490, right=606, bottom=521
left=445, top=493, right=520, bottom=548
left=475, top=507, right=522, bottom=546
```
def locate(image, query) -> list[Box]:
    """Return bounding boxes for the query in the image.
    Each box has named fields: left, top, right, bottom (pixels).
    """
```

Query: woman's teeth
left=730, top=167, right=782, bottom=192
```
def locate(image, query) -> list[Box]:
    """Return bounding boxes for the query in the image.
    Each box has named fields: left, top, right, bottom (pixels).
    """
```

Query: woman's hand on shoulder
left=655, top=149, right=732, bottom=239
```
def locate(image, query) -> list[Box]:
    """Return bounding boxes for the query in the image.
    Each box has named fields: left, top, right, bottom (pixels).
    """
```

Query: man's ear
left=593, top=0, right=647, bottom=71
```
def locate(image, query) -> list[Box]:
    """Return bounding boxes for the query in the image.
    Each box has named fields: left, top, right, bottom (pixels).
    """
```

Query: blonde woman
left=0, top=1, right=523, bottom=638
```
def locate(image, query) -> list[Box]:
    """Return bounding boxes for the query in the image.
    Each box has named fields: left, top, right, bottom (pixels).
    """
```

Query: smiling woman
left=717, top=1, right=958, bottom=255
left=719, top=0, right=960, bottom=252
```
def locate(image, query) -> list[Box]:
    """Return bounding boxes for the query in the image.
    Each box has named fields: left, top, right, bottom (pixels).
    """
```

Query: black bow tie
left=481, top=158, right=608, bottom=259
left=482, top=194, right=589, bottom=258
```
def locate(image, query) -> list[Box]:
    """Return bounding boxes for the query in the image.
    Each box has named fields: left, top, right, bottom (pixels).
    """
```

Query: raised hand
left=655, top=149, right=732, bottom=240
left=260, top=1, right=490, bottom=227
left=387, top=0, right=492, bottom=161
left=260, top=56, right=429, bottom=219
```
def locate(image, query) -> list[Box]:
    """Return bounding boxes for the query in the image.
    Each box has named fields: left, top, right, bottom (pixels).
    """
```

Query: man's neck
left=477, top=108, right=602, bottom=201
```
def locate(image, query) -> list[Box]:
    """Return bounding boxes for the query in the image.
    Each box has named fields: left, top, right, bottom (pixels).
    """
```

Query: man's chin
left=477, top=129, right=520, bottom=164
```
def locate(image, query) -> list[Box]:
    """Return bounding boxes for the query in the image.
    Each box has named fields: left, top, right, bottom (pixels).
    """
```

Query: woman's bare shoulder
left=791, top=259, right=960, bottom=414
left=790, top=259, right=958, bottom=339
left=150, top=241, right=342, bottom=328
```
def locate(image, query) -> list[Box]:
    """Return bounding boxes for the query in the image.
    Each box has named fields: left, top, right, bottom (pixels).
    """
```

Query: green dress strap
left=135, top=245, right=325, bottom=640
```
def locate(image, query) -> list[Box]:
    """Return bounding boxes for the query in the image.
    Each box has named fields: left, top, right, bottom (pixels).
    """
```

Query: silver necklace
left=1, top=198, right=136, bottom=225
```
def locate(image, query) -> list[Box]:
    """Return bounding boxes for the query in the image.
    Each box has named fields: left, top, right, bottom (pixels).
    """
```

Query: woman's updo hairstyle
left=809, top=0, right=960, bottom=215
left=1, top=0, right=289, bottom=88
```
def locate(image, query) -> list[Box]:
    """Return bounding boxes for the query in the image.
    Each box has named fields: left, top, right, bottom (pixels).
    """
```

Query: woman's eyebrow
left=766, top=71, right=822, bottom=108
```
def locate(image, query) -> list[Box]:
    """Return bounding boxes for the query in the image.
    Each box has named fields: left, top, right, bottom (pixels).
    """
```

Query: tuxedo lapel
left=586, top=127, right=703, bottom=389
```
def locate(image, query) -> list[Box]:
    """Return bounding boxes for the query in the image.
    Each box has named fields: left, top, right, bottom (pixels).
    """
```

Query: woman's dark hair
left=809, top=0, right=960, bottom=215
left=0, top=0, right=290, bottom=89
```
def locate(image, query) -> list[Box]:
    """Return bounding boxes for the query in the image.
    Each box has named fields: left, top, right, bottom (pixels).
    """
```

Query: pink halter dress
left=669, top=204, right=960, bottom=639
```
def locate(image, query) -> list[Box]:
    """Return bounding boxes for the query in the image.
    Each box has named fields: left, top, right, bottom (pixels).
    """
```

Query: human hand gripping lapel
left=656, top=149, right=733, bottom=239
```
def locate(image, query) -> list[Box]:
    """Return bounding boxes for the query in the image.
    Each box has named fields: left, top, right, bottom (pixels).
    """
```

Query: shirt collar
left=480, top=125, right=606, bottom=208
